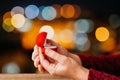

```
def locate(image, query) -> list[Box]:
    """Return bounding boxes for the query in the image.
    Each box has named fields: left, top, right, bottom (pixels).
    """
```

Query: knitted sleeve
left=88, top=68, right=120, bottom=80
left=77, top=54, right=120, bottom=76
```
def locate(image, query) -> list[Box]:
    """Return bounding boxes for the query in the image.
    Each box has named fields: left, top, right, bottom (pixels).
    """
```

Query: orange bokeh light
left=100, top=37, right=116, bottom=52
left=21, top=20, right=40, bottom=50
left=60, top=4, right=75, bottom=18
left=95, top=27, right=109, bottom=42
left=3, top=11, right=12, bottom=21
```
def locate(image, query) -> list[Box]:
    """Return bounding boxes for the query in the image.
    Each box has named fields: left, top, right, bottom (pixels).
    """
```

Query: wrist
left=74, top=66, right=89, bottom=80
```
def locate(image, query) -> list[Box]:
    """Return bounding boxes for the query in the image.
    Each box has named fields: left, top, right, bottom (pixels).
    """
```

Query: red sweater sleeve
left=88, top=68, right=120, bottom=80
left=77, top=54, right=120, bottom=76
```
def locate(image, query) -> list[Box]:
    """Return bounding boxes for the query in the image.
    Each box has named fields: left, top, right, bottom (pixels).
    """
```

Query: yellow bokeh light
left=95, top=27, right=109, bottom=42
left=59, top=41, right=75, bottom=50
left=2, top=18, right=15, bottom=32
left=58, top=29, right=75, bottom=49
left=59, top=29, right=74, bottom=43
left=11, top=14, right=25, bottom=28
left=61, top=4, right=75, bottom=18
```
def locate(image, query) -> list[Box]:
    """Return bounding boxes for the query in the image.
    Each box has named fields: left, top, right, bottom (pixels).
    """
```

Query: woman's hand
left=32, top=39, right=81, bottom=72
left=39, top=48, right=89, bottom=80
left=46, top=39, right=82, bottom=64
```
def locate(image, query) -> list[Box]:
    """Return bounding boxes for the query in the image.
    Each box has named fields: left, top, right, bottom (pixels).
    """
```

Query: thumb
left=45, top=48, right=67, bottom=63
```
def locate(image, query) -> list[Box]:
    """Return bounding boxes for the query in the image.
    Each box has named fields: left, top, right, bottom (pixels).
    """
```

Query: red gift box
left=36, top=32, right=57, bottom=59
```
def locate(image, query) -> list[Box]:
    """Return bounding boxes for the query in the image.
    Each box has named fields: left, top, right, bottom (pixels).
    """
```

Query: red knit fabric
left=77, top=54, right=120, bottom=80
left=88, top=69, right=120, bottom=80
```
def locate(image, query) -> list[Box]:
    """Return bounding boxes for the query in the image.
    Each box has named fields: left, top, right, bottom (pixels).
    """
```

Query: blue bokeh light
left=25, top=5, right=39, bottom=19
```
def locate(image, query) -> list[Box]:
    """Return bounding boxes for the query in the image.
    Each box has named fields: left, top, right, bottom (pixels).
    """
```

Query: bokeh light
left=65, top=20, right=75, bottom=29
left=17, top=18, right=33, bottom=32
left=25, top=5, right=39, bottom=19
left=59, top=29, right=74, bottom=43
left=57, top=30, right=74, bottom=49
left=11, top=6, right=24, bottom=16
left=37, top=6, right=45, bottom=20
left=41, top=6, right=57, bottom=21
left=2, top=62, right=20, bottom=73
left=52, top=29, right=61, bottom=43
left=75, top=33, right=88, bottom=46
left=61, top=4, right=75, bottom=18
left=11, top=14, right=25, bottom=28
left=76, top=39, right=91, bottom=52
left=2, top=18, right=15, bottom=32
left=58, top=29, right=75, bottom=49
left=95, top=27, right=110, bottom=42
left=39, top=25, right=54, bottom=39
left=100, top=37, right=116, bottom=52
left=52, top=4, right=61, bottom=18
left=73, top=4, right=81, bottom=18
left=21, top=21, right=40, bottom=50
left=109, top=14, right=120, bottom=29
left=3, top=11, right=12, bottom=21
left=74, top=19, right=94, bottom=33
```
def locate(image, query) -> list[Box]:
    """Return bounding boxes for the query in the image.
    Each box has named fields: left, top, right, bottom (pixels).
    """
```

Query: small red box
left=36, top=32, right=57, bottom=53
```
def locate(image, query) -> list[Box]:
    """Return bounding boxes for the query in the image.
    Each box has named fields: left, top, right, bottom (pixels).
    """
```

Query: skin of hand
left=32, top=39, right=81, bottom=72
left=39, top=48, right=89, bottom=80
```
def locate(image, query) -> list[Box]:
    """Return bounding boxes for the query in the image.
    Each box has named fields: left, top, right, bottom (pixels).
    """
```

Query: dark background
left=1, top=0, right=120, bottom=50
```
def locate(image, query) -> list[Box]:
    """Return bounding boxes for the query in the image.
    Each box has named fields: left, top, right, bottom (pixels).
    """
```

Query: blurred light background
left=0, top=0, right=120, bottom=73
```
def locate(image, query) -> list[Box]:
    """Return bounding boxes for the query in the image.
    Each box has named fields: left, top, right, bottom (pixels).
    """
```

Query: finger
left=38, top=65, right=45, bottom=73
left=32, top=45, right=39, bottom=61
left=46, top=39, right=59, bottom=46
left=47, top=39, right=68, bottom=56
left=39, top=51, right=52, bottom=72
left=45, top=48, right=67, bottom=63
left=47, top=39, right=65, bottom=52
left=34, top=56, right=40, bottom=68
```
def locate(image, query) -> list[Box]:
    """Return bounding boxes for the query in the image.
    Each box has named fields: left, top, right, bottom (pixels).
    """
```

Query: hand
left=39, top=48, right=89, bottom=80
left=46, top=39, right=81, bottom=64
left=32, top=39, right=81, bottom=72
